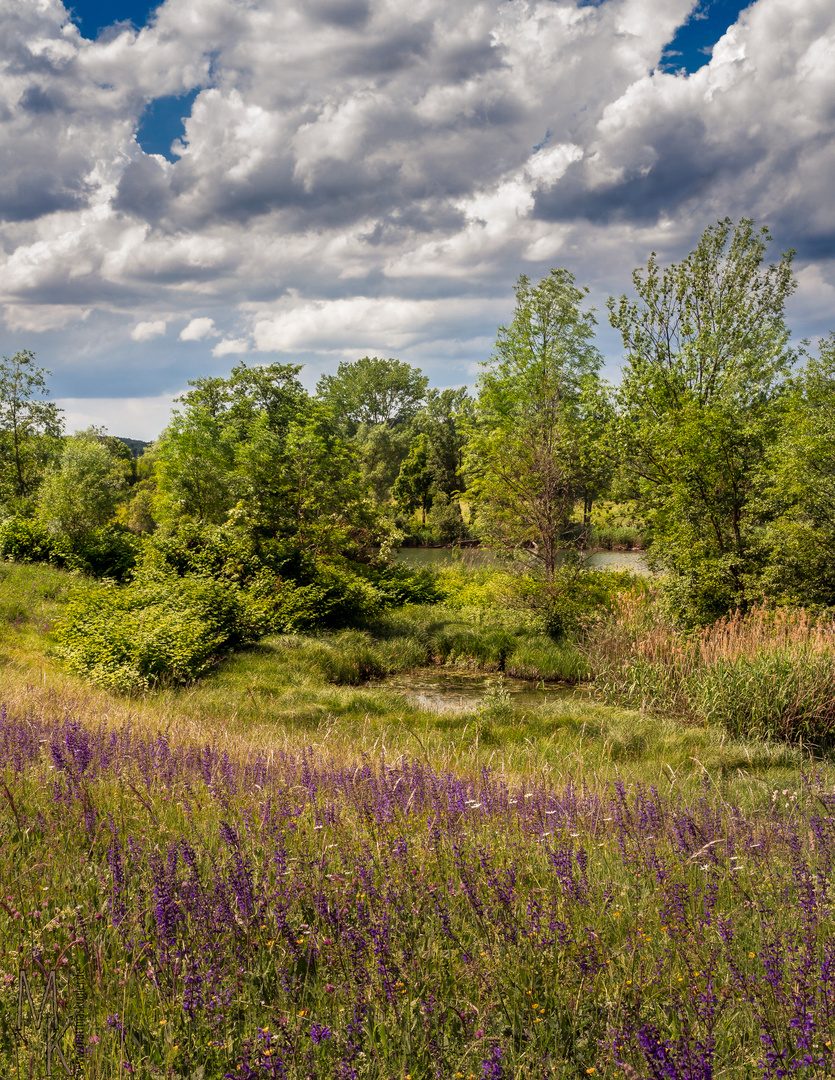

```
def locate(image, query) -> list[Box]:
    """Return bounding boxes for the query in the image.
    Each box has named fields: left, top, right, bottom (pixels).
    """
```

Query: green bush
left=0, top=515, right=70, bottom=566
left=512, top=564, right=644, bottom=639
left=0, top=515, right=139, bottom=581
left=55, top=571, right=259, bottom=692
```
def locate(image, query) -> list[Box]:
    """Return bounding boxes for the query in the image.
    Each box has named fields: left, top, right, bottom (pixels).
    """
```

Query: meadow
left=2, top=561, right=835, bottom=1079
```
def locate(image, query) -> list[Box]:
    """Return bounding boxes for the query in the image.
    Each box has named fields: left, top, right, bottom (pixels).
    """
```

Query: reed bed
left=589, top=597, right=835, bottom=743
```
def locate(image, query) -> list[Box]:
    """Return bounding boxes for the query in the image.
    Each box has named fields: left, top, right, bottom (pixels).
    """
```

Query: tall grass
left=589, top=595, right=835, bottom=743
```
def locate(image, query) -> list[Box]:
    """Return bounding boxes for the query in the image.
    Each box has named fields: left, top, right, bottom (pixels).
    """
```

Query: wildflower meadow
left=2, top=705, right=835, bottom=1079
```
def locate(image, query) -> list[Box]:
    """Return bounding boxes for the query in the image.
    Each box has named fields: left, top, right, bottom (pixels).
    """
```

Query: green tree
left=316, top=356, right=428, bottom=433
left=414, top=387, right=473, bottom=498
left=353, top=422, right=413, bottom=504
left=393, top=433, right=434, bottom=525
left=0, top=350, right=63, bottom=504
left=154, top=407, right=237, bottom=524
left=609, top=218, right=797, bottom=622
left=465, top=268, right=605, bottom=579
left=757, top=332, right=835, bottom=607
left=36, top=429, right=124, bottom=539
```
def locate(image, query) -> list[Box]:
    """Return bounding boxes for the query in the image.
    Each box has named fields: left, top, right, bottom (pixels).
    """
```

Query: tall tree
left=392, top=433, right=434, bottom=525
left=609, top=218, right=797, bottom=621
left=465, top=269, right=605, bottom=579
left=0, top=350, right=63, bottom=503
left=316, top=356, right=428, bottom=432
left=36, top=428, right=124, bottom=539
left=414, top=387, right=473, bottom=498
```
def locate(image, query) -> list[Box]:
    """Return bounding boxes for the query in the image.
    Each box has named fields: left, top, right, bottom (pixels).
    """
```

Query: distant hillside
left=116, top=437, right=151, bottom=459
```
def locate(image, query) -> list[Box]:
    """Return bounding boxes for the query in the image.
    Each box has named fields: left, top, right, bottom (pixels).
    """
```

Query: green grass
left=0, top=560, right=825, bottom=798
left=3, top=559, right=835, bottom=1078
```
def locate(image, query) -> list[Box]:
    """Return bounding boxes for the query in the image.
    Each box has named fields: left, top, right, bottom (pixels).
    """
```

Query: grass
left=4, top=559, right=835, bottom=1077
left=588, top=594, right=835, bottom=745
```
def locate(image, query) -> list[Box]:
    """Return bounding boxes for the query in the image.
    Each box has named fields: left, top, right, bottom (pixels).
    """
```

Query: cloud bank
left=0, top=0, right=833, bottom=437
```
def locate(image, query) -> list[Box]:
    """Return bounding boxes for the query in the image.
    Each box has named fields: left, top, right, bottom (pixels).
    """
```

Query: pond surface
left=377, top=670, right=585, bottom=713
left=395, top=546, right=649, bottom=574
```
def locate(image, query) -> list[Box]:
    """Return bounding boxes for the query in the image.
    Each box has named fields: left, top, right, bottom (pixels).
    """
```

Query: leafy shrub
left=0, top=515, right=70, bottom=566
left=266, top=563, right=385, bottom=633
left=56, top=571, right=259, bottom=692
left=69, top=526, right=140, bottom=581
left=511, top=564, right=644, bottom=639
left=0, top=515, right=139, bottom=581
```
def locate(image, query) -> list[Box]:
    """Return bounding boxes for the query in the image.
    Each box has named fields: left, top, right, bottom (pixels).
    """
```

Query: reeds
left=588, top=595, right=835, bottom=742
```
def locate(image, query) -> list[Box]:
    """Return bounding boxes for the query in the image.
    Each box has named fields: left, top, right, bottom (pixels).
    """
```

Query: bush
left=0, top=515, right=67, bottom=565
left=511, top=563, right=643, bottom=639
left=56, top=571, right=259, bottom=692
left=0, top=515, right=139, bottom=581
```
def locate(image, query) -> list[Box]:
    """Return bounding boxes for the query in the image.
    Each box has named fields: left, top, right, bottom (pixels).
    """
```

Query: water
left=394, top=546, right=649, bottom=574
left=378, top=670, right=585, bottom=713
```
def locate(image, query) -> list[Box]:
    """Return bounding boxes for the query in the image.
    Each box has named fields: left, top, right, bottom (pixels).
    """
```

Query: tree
left=316, top=356, right=428, bottom=432
left=0, top=350, right=63, bottom=504
left=36, top=429, right=124, bottom=539
left=756, top=332, right=835, bottom=607
left=413, top=387, right=473, bottom=498
left=353, top=422, right=413, bottom=504
left=465, top=268, right=605, bottom=579
left=392, top=433, right=434, bottom=525
left=609, top=218, right=797, bottom=621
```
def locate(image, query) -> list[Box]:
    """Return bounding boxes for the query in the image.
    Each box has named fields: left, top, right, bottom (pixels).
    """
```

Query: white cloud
left=179, top=317, right=218, bottom=341
left=212, top=336, right=250, bottom=356
left=0, top=0, right=832, bottom=404
left=131, top=319, right=166, bottom=341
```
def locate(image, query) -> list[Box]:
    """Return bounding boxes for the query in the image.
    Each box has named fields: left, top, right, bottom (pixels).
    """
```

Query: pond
left=377, top=670, right=587, bottom=713
left=394, top=546, right=649, bottom=574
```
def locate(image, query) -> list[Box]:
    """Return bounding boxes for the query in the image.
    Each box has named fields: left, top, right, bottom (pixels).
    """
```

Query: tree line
left=2, top=217, right=835, bottom=628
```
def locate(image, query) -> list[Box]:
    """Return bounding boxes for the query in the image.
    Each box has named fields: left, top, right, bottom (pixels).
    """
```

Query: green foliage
left=55, top=571, right=259, bottom=692
left=265, top=562, right=386, bottom=633
left=610, top=218, right=797, bottom=623
left=0, top=515, right=139, bottom=581
left=413, top=386, right=473, bottom=498
left=315, top=355, right=428, bottom=432
left=466, top=268, right=608, bottom=578
left=353, top=420, right=412, bottom=503
left=510, top=561, right=642, bottom=639
left=425, top=491, right=467, bottom=544
left=756, top=332, right=835, bottom=608
left=36, top=429, right=125, bottom=539
left=392, top=432, right=434, bottom=523
left=0, top=350, right=63, bottom=505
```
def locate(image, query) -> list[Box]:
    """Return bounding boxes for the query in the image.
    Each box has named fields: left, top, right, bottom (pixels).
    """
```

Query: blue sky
left=1, top=0, right=833, bottom=439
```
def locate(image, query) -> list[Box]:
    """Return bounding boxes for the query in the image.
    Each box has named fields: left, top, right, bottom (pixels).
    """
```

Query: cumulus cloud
left=212, top=337, right=250, bottom=357
left=131, top=319, right=167, bottom=341
left=179, top=316, right=218, bottom=341
left=0, top=0, right=832, bottom=428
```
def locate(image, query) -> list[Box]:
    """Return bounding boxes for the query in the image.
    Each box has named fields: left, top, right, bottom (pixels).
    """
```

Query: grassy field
left=2, top=561, right=834, bottom=1078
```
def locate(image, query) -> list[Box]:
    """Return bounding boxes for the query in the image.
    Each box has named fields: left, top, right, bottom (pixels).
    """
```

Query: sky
left=1, top=0, right=833, bottom=440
